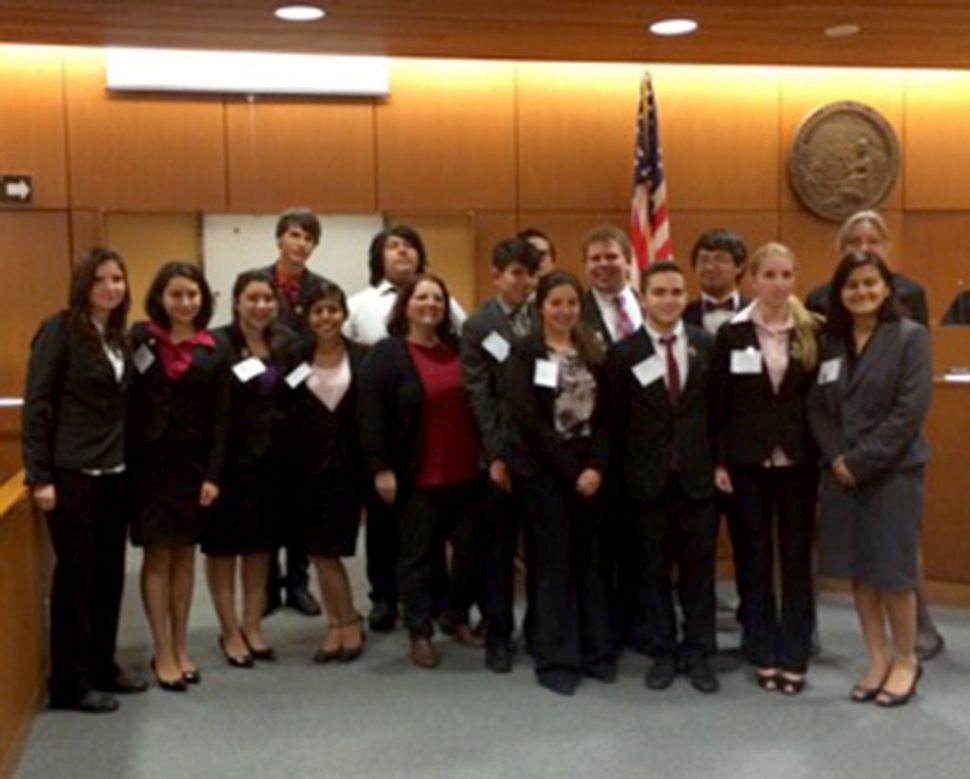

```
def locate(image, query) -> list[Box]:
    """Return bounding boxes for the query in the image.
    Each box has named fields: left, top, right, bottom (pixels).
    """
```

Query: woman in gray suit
left=808, top=250, right=932, bottom=708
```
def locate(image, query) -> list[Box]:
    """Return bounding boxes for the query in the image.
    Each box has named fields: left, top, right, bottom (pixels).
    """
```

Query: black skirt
left=129, top=440, right=207, bottom=548
left=201, top=459, right=283, bottom=556
left=299, top=477, right=362, bottom=558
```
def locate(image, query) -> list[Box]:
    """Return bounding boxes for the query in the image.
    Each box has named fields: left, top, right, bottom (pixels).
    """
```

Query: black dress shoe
left=94, top=668, right=149, bottom=695
left=287, top=586, right=322, bottom=616
left=150, top=659, right=188, bottom=693
left=585, top=660, right=618, bottom=683
left=916, top=632, right=946, bottom=662
left=50, top=689, right=119, bottom=713
left=537, top=669, right=579, bottom=696
left=687, top=658, right=719, bottom=694
left=646, top=656, right=677, bottom=690
left=368, top=601, right=398, bottom=632
left=218, top=636, right=254, bottom=669
left=485, top=643, right=514, bottom=674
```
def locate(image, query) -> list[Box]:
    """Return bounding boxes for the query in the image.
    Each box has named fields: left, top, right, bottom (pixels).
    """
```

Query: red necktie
left=613, top=294, right=636, bottom=339
left=661, top=334, right=681, bottom=408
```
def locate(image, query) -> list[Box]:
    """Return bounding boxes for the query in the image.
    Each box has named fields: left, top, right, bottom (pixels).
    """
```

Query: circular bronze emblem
left=789, top=101, right=900, bottom=222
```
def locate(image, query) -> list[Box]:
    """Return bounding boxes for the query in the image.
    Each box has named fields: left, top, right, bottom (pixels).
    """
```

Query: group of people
left=22, top=206, right=941, bottom=712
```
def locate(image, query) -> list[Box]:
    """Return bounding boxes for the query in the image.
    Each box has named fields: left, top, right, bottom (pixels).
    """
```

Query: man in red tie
left=580, top=226, right=642, bottom=346
left=606, top=261, right=719, bottom=694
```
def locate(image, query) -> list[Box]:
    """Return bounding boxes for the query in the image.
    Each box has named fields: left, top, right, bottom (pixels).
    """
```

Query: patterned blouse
left=550, top=348, right=596, bottom=439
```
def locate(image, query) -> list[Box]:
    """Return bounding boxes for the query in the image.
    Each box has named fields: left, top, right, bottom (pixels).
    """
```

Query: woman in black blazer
left=23, top=248, right=147, bottom=713
left=358, top=273, right=485, bottom=670
left=203, top=270, right=301, bottom=666
left=808, top=251, right=932, bottom=707
left=128, top=262, right=230, bottom=691
left=289, top=281, right=369, bottom=663
left=504, top=270, right=614, bottom=696
left=712, top=242, right=821, bottom=695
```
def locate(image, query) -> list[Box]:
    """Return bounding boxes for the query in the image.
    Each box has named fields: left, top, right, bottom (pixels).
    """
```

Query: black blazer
left=127, top=322, right=231, bottom=484
left=22, top=313, right=130, bottom=484
left=683, top=294, right=752, bottom=330
left=711, top=316, right=818, bottom=468
left=213, top=323, right=302, bottom=471
left=606, top=324, right=716, bottom=504
left=290, top=338, right=369, bottom=480
left=358, top=335, right=472, bottom=498
left=581, top=290, right=613, bottom=346
left=503, top=333, right=610, bottom=484
left=806, top=272, right=929, bottom=326
left=460, top=298, right=540, bottom=466
left=257, top=263, right=333, bottom=337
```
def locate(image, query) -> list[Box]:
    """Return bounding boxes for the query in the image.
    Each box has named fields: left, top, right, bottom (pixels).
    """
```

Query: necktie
left=613, top=294, right=636, bottom=339
left=703, top=298, right=735, bottom=314
left=509, top=307, right=530, bottom=338
left=661, top=334, right=681, bottom=408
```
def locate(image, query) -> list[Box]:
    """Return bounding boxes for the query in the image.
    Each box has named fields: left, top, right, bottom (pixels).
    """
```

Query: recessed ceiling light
left=275, top=5, right=326, bottom=22
left=649, top=18, right=699, bottom=36
left=824, top=23, right=861, bottom=38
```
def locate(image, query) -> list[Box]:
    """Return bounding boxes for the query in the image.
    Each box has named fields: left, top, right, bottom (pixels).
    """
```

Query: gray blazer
left=808, top=318, right=932, bottom=484
left=460, top=298, right=539, bottom=465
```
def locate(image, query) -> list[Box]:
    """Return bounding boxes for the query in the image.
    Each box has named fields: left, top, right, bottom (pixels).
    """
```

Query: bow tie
left=703, top=298, right=736, bottom=314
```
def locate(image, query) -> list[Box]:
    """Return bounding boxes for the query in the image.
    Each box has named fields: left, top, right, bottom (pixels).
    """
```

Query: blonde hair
left=749, top=242, right=821, bottom=371
left=836, top=210, right=890, bottom=253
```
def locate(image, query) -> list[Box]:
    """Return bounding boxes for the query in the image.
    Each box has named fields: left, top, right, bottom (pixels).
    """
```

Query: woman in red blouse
left=359, top=274, right=485, bottom=669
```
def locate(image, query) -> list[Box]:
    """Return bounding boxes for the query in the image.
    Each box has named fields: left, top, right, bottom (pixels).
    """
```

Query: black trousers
left=483, top=480, right=527, bottom=648
left=397, top=480, right=486, bottom=636
left=521, top=467, right=615, bottom=677
left=731, top=464, right=818, bottom=673
left=630, top=479, right=718, bottom=660
left=47, top=470, right=128, bottom=699
left=365, top=489, right=399, bottom=606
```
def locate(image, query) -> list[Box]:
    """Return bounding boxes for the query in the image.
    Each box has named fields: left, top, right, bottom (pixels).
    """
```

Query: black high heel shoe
left=151, top=658, right=188, bottom=692
left=242, top=633, right=277, bottom=662
left=219, top=636, right=254, bottom=669
left=339, top=615, right=367, bottom=663
left=876, top=663, right=923, bottom=708
left=182, top=669, right=201, bottom=685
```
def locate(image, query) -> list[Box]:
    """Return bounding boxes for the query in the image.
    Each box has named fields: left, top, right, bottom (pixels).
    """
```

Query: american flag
left=630, top=72, right=673, bottom=270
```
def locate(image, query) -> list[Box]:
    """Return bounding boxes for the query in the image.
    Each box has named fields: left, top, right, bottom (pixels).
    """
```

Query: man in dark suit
left=260, top=207, right=332, bottom=617
left=607, top=260, right=719, bottom=693
left=580, top=226, right=642, bottom=346
left=460, top=237, right=541, bottom=672
left=684, top=229, right=751, bottom=641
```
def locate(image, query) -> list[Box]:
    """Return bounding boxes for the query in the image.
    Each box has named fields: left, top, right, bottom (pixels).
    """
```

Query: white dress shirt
left=700, top=290, right=741, bottom=335
left=343, top=278, right=468, bottom=345
left=591, top=285, right=643, bottom=342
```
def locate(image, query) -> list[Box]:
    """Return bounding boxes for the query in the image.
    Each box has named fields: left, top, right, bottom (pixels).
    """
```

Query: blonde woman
left=712, top=242, right=822, bottom=695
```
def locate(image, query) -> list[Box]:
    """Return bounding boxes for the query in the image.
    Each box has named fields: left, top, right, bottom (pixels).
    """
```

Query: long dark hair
left=386, top=273, right=458, bottom=350
left=231, top=269, right=292, bottom=361
left=536, top=271, right=605, bottom=365
left=368, top=225, right=427, bottom=286
left=68, top=247, right=130, bottom=351
left=825, top=250, right=899, bottom=343
left=145, top=261, right=214, bottom=331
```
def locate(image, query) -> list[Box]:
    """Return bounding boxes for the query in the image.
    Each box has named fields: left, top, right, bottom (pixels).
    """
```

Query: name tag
left=285, top=362, right=313, bottom=389
left=730, top=347, right=763, bottom=375
left=482, top=331, right=510, bottom=363
left=818, top=357, right=842, bottom=385
left=232, top=356, right=267, bottom=383
left=133, top=344, right=156, bottom=374
left=534, top=359, right=559, bottom=389
left=632, top=355, right=665, bottom=387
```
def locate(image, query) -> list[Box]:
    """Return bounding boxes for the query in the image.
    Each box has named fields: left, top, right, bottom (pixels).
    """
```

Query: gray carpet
left=15, top=545, right=970, bottom=779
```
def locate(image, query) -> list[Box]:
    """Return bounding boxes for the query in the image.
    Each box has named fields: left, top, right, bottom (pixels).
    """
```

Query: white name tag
left=232, top=356, right=267, bottom=383
left=482, top=331, right=510, bottom=363
left=133, top=344, right=155, bottom=374
left=818, top=357, right=842, bottom=385
left=285, top=362, right=313, bottom=389
left=632, top=355, right=665, bottom=387
left=534, top=359, right=559, bottom=388
left=730, top=347, right=763, bottom=375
